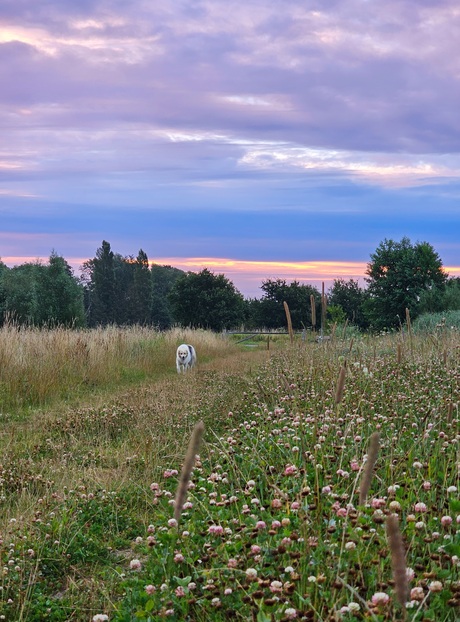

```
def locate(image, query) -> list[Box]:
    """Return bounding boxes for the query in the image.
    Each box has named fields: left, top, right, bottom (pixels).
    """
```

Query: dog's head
left=177, top=345, right=190, bottom=361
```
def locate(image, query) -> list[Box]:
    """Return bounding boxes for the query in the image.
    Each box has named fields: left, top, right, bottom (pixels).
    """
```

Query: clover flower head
left=371, top=592, right=389, bottom=605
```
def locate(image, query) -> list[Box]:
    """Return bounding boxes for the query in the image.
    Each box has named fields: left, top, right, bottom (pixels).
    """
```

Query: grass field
left=0, top=326, right=458, bottom=621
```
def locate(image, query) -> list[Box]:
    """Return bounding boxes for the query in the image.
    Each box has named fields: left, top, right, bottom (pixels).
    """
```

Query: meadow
left=0, top=325, right=458, bottom=621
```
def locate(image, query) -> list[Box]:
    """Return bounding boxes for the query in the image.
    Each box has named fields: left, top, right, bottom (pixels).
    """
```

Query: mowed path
left=0, top=344, right=271, bottom=527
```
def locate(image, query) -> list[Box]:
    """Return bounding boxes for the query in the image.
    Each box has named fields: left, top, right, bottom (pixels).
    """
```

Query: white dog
left=176, top=344, right=197, bottom=374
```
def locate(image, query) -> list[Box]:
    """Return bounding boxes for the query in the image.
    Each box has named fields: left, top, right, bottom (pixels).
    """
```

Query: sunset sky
left=1, top=1, right=460, bottom=297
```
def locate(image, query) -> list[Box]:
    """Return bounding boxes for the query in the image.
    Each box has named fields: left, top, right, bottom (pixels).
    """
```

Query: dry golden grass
left=0, top=327, right=269, bottom=529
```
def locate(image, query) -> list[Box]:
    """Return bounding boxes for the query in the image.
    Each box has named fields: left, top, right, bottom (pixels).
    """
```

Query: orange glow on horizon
left=2, top=256, right=459, bottom=296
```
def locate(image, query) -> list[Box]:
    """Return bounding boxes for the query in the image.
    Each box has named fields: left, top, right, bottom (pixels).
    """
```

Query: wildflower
left=410, top=586, right=424, bottom=601
left=251, top=545, right=261, bottom=554
left=145, top=585, right=156, bottom=595
left=284, top=465, right=297, bottom=475
left=272, top=520, right=281, bottom=529
left=422, top=481, right=431, bottom=490
left=245, top=568, right=258, bottom=579
left=284, top=608, right=297, bottom=619
left=414, top=502, right=427, bottom=513
left=224, top=588, right=232, bottom=595
left=307, top=575, right=317, bottom=583
left=208, top=525, right=224, bottom=536
left=371, top=592, right=390, bottom=606
left=175, top=586, right=186, bottom=597
left=348, top=602, right=360, bottom=612
left=167, top=518, right=178, bottom=528
left=270, top=580, right=283, bottom=593
left=290, top=501, right=300, bottom=511
left=173, top=552, right=184, bottom=563
left=271, top=498, right=282, bottom=509
left=129, top=559, right=142, bottom=571
left=256, top=520, right=267, bottom=529
left=428, top=581, right=443, bottom=592
left=441, top=515, right=452, bottom=527
left=371, top=498, right=386, bottom=509
left=163, top=469, right=178, bottom=478
left=447, top=485, right=457, bottom=493
left=281, top=518, right=291, bottom=527
left=227, top=559, right=238, bottom=568
left=345, top=541, right=356, bottom=550
left=412, top=461, right=423, bottom=469
left=406, top=567, right=415, bottom=581
left=93, top=616, right=109, bottom=622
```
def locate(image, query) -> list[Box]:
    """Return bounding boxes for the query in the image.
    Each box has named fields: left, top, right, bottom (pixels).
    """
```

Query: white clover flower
left=348, top=602, right=360, bottom=612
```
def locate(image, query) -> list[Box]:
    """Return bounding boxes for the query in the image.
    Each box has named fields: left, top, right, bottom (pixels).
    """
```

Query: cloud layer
left=1, top=1, right=460, bottom=295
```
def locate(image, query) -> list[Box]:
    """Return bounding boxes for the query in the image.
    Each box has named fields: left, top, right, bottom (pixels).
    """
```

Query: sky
left=1, top=0, right=460, bottom=298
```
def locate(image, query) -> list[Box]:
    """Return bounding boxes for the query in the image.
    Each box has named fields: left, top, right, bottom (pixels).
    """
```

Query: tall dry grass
left=0, top=325, right=236, bottom=411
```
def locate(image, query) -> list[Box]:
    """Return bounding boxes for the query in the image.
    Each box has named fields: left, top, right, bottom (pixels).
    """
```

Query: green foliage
left=83, top=240, right=117, bottom=326
left=327, top=278, right=369, bottom=330
left=169, top=268, right=245, bottom=330
left=83, top=242, right=154, bottom=327
left=365, top=237, right=447, bottom=331
left=151, top=264, right=185, bottom=329
left=412, top=309, right=460, bottom=333
left=1, top=254, right=85, bottom=327
left=247, top=279, right=320, bottom=329
left=132, top=250, right=152, bottom=325
left=416, top=277, right=460, bottom=315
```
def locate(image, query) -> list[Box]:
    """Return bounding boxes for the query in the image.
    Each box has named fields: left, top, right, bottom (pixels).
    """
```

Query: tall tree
left=169, top=268, right=245, bottom=331
left=38, top=252, right=86, bottom=326
left=132, top=249, right=152, bottom=325
left=327, top=278, right=369, bottom=330
left=151, top=264, right=185, bottom=329
left=82, top=240, right=116, bottom=326
left=365, top=237, right=447, bottom=330
left=0, top=260, right=9, bottom=326
left=2, top=263, right=40, bottom=324
left=252, top=279, right=320, bottom=329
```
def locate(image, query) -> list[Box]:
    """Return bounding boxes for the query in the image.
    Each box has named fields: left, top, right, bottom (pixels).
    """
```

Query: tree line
left=0, top=237, right=459, bottom=332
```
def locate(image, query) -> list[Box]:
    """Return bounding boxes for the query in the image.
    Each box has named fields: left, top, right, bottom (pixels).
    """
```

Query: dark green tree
left=0, top=260, right=9, bottom=325
left=151, top=264, right=185, bottom=329
left=82, top=240, right=116, bottom=326
left=1, top=254, right=85, bottom=327
left=327, top=278, right=369, bottom=330
left=112, top=253, right=136, bottom=325
left=37, top=252, right=85, bottom=326
left=365, top=237, right=447, bottom=330
left=169, top=268, right=245, bottom=331
left=132, top=249, right=152, bottom=325
left=2, top=263, right=40, bottom=324
left=250, top=279, right=320, bottom=329
left=416, top=276, right=460, bottom=314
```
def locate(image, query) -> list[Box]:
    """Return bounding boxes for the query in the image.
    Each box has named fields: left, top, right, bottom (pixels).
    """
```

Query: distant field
left=0, top=326, right=458, bottom=621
